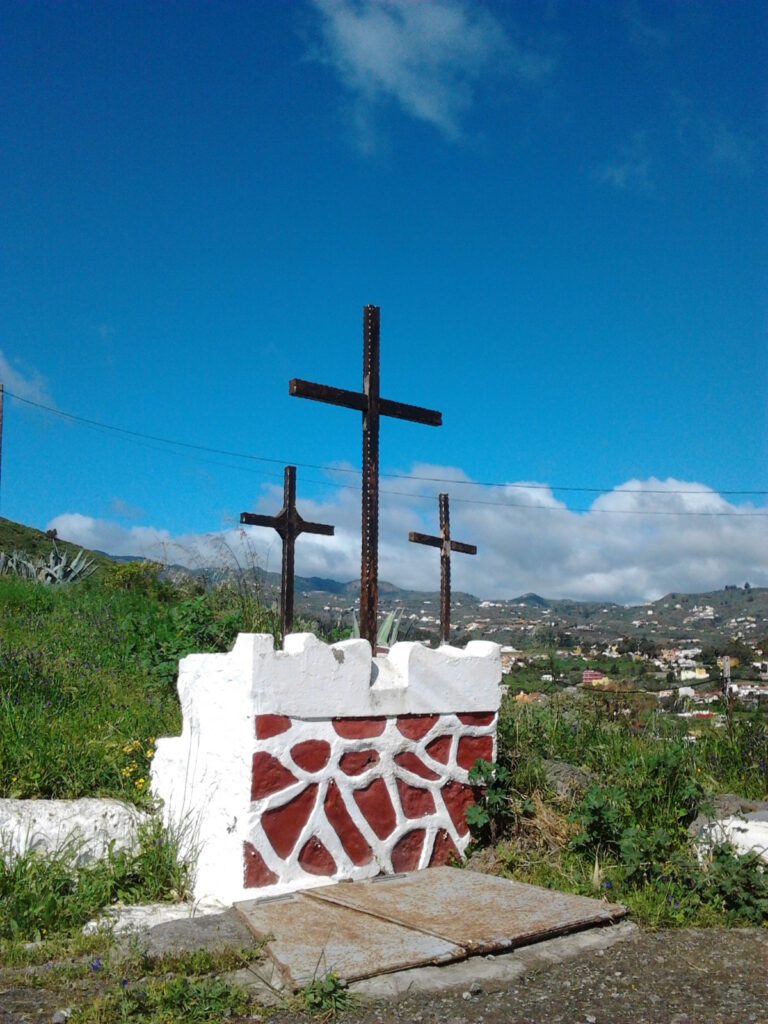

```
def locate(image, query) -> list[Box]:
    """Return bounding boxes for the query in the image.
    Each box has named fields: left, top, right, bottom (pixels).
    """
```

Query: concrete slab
left=235, top=891, right=465, bottom=989
left=309, top=866, right=627, bottom=954
left=235, top=867, right=627, bottom=992
left=349, top=920, right=640, bottom=1000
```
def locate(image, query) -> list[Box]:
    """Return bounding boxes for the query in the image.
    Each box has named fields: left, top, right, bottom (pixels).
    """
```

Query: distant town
left=286, top=577, right=768, bottom=711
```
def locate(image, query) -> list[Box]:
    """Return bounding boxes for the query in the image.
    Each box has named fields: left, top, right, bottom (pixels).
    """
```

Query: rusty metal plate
left=308, top=867, right=627, bottom=954
left=234, top=890, right=465, bottom=989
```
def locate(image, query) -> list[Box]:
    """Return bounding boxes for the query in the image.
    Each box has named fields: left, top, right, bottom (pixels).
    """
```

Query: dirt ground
left=344, top=926, right=768, bottom=1024
left=3, top=927, right=767, bottom=1024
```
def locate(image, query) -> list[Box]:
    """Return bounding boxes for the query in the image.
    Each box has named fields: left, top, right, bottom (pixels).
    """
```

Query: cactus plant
left=0, top=540, right=95, bottom=584
left=351, top=606, right=404, bottom=650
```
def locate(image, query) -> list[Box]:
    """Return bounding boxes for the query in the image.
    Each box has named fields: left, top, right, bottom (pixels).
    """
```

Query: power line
left=8, top=390, right=768, bottom=517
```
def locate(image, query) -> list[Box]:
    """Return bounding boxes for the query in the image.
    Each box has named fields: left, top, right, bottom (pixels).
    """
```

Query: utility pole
left=0, top=382, right=4, bottom=514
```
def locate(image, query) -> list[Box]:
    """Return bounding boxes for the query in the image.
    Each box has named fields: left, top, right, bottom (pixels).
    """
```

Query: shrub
left=0, top=821, right=189, bottom=941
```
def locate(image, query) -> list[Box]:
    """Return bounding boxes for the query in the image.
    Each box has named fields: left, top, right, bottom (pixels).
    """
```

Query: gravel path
left=3, top=927, right=767, bottom=1023
left=268, top=928, right=768, bottom=1024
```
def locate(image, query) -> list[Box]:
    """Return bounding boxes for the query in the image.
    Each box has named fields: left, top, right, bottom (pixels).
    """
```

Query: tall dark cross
left=240, top=465, right=334, bottom=641
left=409, top=493, right=477, bottom=645
left=290, top=305, right=441, bottom=650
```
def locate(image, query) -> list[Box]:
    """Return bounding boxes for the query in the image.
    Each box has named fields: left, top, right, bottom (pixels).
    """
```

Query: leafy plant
left=568, top=743, right=704, bottom=883
left=695, top=843, right=768, bottom=925
left=76, top=975, right=254, bottom=1024
left=466, top=759, right=520, bottom=843
left=298, top=970, right=355, bottom=1016
left=0, top=820, right=189, bottom=941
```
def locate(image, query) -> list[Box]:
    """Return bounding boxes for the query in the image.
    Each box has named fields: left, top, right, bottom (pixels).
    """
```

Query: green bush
left=0, top=821, right=189, bottom=941
left=77, top=975, right=254, bottom=1024
left=0, top=573, right=278, bottom=802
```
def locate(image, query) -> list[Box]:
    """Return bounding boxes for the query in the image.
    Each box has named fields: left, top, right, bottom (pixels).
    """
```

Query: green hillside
left=0, top=517, right=114, bottom=573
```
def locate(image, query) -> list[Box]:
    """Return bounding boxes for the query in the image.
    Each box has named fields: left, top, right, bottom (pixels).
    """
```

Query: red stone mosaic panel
left=456, top=734, right=494, bottom=770
left=332, top=717, right=386, bottom=739
left=339, top=749, right=380, bottom=775
left=298, top=836, right=337, bottom=876
left=251, top=753, right=298, bottom=800
left=245, top=709, right=496, bottom=890
left=396, top=779, right=436, bottom=818
left=429, top=828, right=461, bottom=866
left=353, top=777, right=397, bottom=840
left=396, top=714, right=439, bottom=740
left=255, top=714, right=292, bottom=739
left=261, top=784, right=318, bottom=858
left=325, top=781, right=373, bottom=866
left=243, top=842, right=278, bottom=887
left=394, top=751, right=440, bottom=780
left=290, top=739, right=331, bottom=772
left=391, top=829, right=426, bottom=872
left=425, top=735, right=452, bottom=764
left=457, top=712, right=496, bottom=726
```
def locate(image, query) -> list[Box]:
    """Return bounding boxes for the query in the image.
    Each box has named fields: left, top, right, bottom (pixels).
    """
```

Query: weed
left=466, top=760, right=520, bottom=843
left=0, top=567, right=280, bottom=802
left=298, top=970, right=356, bottom=1017
left=484, top=692, right=768, bottom=927
left=75, top=974, right=256, bottom=1023
left=0, top=821, right=189, bottom=942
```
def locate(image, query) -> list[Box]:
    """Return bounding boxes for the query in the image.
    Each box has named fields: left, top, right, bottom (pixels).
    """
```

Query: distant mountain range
left=2, top=516, right=765, bottom=646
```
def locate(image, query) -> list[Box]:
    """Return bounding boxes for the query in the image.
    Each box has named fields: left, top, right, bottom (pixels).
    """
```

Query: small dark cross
left=240, top=465, right=334, bottom=641
left=409, top=493, right=477, bottom=645
left=290, top=305, right=441, bottom=650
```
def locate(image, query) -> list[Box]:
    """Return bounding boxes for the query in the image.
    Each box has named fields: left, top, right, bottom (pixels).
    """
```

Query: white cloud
left=595, top=132, right=653, bottom=193
left=308, top=0, right=554, bottom=146
left=46, top=514, right=177, bottom=561
left=49, top=471, right=768, bottom=605
left=110, top=497, right=146, bottom=520
left=622, top=1, right=669, bottom=49
left=0, top=349, right=54, bottom=405
left=670, top=91, right=755, bottom=179
left=705, top=118, right=754, bottom=176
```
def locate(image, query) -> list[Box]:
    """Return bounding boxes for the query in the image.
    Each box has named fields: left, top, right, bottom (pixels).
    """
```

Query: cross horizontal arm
left=290, top=379, right=441, bottom=427
left=379, top=397, right=441, bottom=427
left=289, top=379, right=366, bottom=412
left=409, top=531, right=477, bottom=555
left=240, top=511, right=334, bottom=537
left=408, top=531, right=442, bottom=549
left=295, top=520, right=335, bottom=536
left=240, top=512, right=280, bottom=529
left=449, top=540, right=477, bottom=555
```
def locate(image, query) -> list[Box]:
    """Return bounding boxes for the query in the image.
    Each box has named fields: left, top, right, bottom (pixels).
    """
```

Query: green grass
left=1, top=550, right=766, bottom=1009
left=468, top=690, right=768, bottom=928
left=0, top=569, right=282, bottom=802
left=1, top=820, right=189, bottom=942
left=0, top=517, right=114, bottom=572
left=0, top=557, right=295, bottom=1020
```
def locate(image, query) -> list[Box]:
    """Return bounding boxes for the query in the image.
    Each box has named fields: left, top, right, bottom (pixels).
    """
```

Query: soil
left=342, top=927, right=768, bottom=1024
left=3, top=928, right=767, bottom=1024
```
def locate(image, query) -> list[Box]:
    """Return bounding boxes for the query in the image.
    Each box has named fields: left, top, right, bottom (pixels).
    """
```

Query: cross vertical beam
left=361, top=306, right=380, bottom=648
left=290, top=306, right=442, bottom=650
left=240, top=465, right=334, bottom=642
left=409, top=493, right=477, bottom=645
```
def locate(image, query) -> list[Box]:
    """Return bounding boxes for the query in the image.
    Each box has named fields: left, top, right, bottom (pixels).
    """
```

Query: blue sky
left=2, top=0, right=766, bottom=603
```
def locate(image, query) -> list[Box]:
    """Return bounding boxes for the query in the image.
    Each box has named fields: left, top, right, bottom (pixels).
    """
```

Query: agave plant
left=351, top=607, right=405, bottom=650
left=0, top=541, right=96, bottom=584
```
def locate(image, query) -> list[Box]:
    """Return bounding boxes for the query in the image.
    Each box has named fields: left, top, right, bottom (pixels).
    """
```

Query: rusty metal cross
left=409, top=493, right=477, bottom=645
left=290, top=305, right=441, bottom=650
left=240, top=465, right=334, bottom=642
